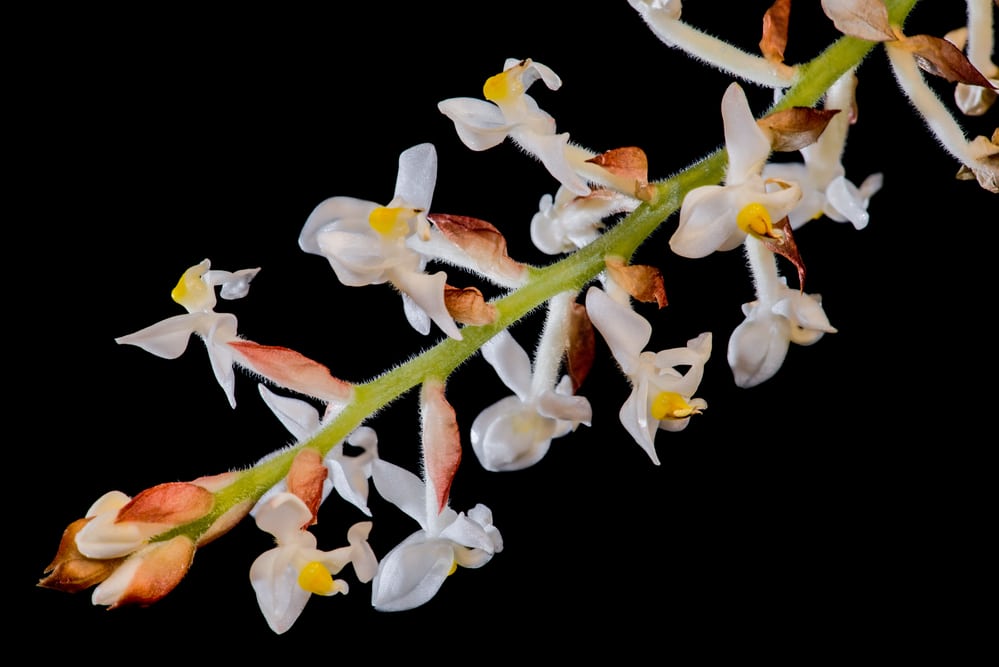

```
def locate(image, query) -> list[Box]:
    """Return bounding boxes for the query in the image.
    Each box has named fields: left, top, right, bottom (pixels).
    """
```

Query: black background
left=18, top=1, right=994, bottom=659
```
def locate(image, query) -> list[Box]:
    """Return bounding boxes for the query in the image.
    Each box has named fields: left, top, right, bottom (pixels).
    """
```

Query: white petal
left=257, top=384, right=320, bottom=442
left=619, top=380, right=661, bottom=465
left=204, top=315, right=239, bottom=408
left=371, top=459, right=429, bottom=529
left=370, top=533, right=454, bottom=612
left=727, top=313, right=791, bottom=388
left=254, top=492, right=315, bottom=545
left=585, top=286, right=651, bottom=376
left=316, top=229, right=392, bottom=286
left=520, top=59, right=562, bottom=91
left=205, top=267, right=261, bottom=301
left=671, top=185, right=740, bottom=258
left=825, top=175, right=870, bottom=230
left=481, top=330, right=533, bottom=399
left=391, top=268, right=461, bottom=340
left=536, top=389, right=592, bottom=426
left=513, top=130, right=590, bottom=196
left=722, top=83, right=771, bottom=182
left=249, top=546, right=311, bottom=634
left=470, top=395, right=553, bottom=472
left=438, top=513, right=492, bottom=552
left=114, top=313, right=203, bottom=359
left=437, top=97, right=511, bottom=151
left=394, top=143, right=437, bottom=210
left=299, top=196, right=379, bottom=256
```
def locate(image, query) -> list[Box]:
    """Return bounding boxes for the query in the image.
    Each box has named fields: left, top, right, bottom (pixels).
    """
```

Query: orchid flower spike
left=249, top=492, right=377, bottom=634
left=764, top=71, right=883, bottom=230
left=672, top=82, right=802, bottom=258
left=299, top=143, right=464, bottom=339
left=585, top=286, right=711, bottom=465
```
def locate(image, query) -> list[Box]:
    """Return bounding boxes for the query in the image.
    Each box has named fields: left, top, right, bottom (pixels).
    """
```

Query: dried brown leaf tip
left=444, top=284, right=498, bottom=326
left=956, top=129, right=999, bottom=194
left=893, top=33, right=998, bottom=88
left=429, top=213, right=527, bottom=284
left=585, top=147, right=657, bottom=201
left=760, top=0, right=791, bottom=65
left=820, top=0, right=895, bottom=42
left=566, top=301, right=595, bottom=392
left=758, top=108, right=841, bottom=152
left=759, top=216, right=807, bottom=290
left=604, top=256, right=668, bottom=308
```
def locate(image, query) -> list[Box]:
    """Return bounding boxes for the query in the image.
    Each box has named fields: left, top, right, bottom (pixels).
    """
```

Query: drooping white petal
left=203, top=315, right=239, bottom=408
left=619, top=378, right=661, bottom=465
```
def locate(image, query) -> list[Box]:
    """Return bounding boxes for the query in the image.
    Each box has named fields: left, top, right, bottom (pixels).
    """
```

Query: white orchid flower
left=727, top=279, right=837, bottom=388
left=585, top=286, right=711, bottom=465
left=439, top=58, right=598, bottom=196
left=115, top=259, right=259, bottom=408
left=249, top=492, right=377, bottom=634
left=530, top=185, right=640, bottom=255
left=671, top=82, right=802, bottom=258
left=369, top=459, right=502, bottom=612
left=471, top=328, right=591, bottom=471
left=299, top=143, right=462, bottom=340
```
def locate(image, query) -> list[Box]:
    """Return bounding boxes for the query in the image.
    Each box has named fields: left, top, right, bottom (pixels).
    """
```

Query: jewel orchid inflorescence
left=40, top=0, right=996, bottom=635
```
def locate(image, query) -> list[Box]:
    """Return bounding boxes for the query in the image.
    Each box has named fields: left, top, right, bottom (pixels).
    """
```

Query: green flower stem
left=166, top=0, right=919, bottom=545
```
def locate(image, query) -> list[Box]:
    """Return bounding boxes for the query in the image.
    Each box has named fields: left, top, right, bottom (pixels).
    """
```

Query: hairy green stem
left=165, top=0, right=919, bottom=544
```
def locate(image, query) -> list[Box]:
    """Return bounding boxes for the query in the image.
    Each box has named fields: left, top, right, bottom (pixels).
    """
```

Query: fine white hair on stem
left=966, top=0, right=996, bottom=71
left=885, top=44, right=977, bottom=168
left=628, top=0, right=796, bottom=89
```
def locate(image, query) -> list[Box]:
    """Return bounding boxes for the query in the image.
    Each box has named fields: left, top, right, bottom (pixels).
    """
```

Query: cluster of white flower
left=40, top=0, right=995, bottom=635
